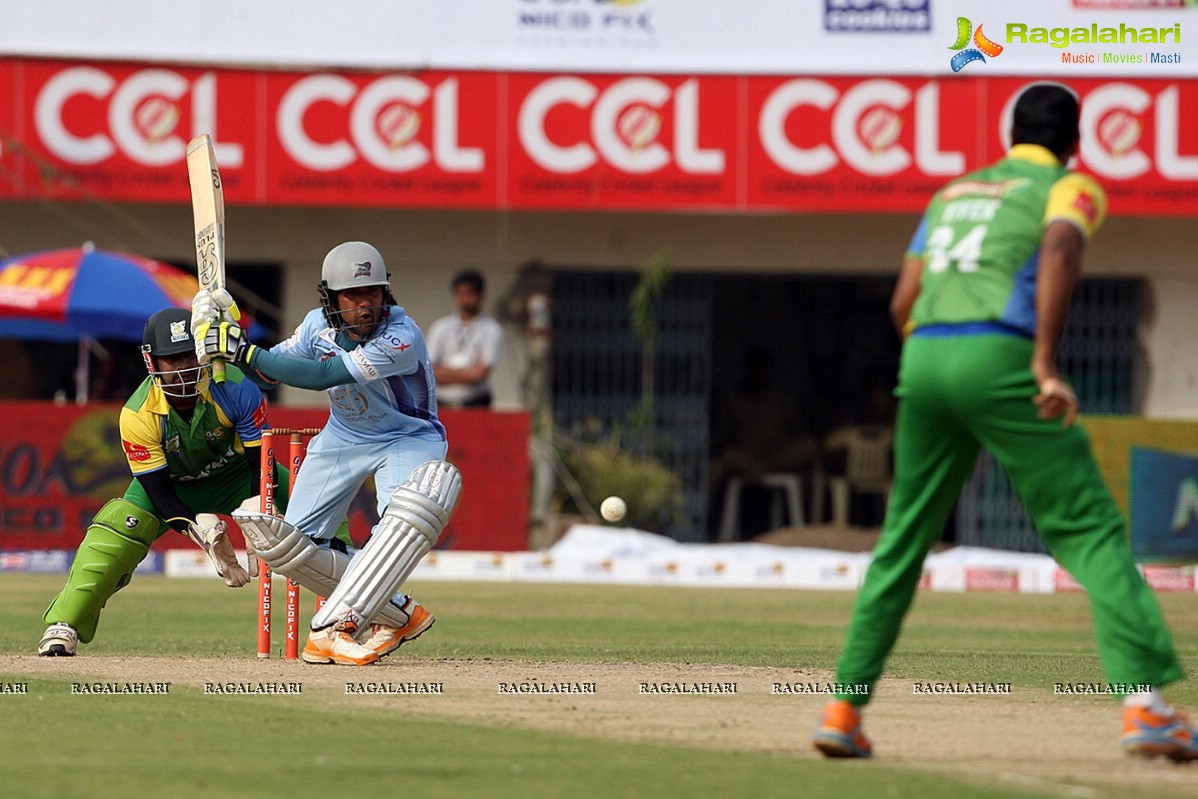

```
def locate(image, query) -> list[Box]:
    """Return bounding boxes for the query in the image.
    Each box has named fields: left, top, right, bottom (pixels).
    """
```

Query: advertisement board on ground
left=0, top=401, right=530, bottom=554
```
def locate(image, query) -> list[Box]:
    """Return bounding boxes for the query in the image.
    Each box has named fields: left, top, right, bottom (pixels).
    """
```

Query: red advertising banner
left=5, top=61, right=259, bottom=204
left=0, top=401, right=529, bottom=553
left=1, top=58, right=1195, bottom=215
left=745, top=76, right=989, bottom=212
left=505, top=73, right=742, bottom=211
left=261, top=70, right=500, bottom=209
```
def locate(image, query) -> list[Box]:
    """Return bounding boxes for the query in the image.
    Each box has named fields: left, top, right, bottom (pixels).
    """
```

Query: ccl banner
left=0, top=401, right=529, bottom=553
left=0, top=59, right=1195, bottom=214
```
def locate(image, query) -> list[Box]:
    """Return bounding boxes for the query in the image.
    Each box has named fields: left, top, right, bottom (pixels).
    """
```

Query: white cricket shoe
left=302, top=621, right=379, bottom=666
left=38, top=623, right=78, bottom=657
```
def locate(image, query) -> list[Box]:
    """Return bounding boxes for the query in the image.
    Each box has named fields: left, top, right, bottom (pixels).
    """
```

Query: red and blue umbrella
left=0, top=243, right=198, bottom=342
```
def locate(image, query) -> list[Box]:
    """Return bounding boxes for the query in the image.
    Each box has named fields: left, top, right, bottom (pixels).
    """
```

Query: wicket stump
left=257, top=427, right=323, bottom=659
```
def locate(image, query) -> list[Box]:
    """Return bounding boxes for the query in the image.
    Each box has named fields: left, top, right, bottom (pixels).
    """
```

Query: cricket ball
left=600, top=496, right=627, bottom=523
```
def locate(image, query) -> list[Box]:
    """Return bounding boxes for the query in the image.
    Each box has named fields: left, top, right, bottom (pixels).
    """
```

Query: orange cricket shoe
left=814, top=699, right=872, bottom=758
left=1122, top=706, right=1198, bottom=761
left=359, top=599, right=436, bottom=659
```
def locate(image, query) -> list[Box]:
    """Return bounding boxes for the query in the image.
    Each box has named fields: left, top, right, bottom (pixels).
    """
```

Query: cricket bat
left=186, top=133, right=228, bottom=383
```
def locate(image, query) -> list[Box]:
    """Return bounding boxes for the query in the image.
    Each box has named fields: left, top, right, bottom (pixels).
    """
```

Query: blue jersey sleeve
left=212, top=375, right=268, bottom=446
left=252, top=347, right=355, bottom=390
left=906, top=213, right=930, bottom=259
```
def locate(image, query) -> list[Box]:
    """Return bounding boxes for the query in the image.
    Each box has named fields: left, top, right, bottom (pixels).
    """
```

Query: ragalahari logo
left=948, top=17, right=1004, bottom=72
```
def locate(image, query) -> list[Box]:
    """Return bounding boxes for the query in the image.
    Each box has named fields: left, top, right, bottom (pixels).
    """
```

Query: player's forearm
left=242, top=447, right=262, bottom=498
left=890, top=255, right=924, bottom=337
left=247, top=347, right=355, bottom=390
left=136, top=471, right=194, bottom=534
left=1033, top=222, right=1083, bottom=381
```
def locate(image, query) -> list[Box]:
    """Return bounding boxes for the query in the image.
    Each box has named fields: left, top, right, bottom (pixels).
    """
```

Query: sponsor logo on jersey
left=942, top=177, right=1028, bottom=200
left=350, top=349, right=380, bottom=380
left=122, top=440, right=152, bottom=462
left=1073, top=190, right=1098, bottom=223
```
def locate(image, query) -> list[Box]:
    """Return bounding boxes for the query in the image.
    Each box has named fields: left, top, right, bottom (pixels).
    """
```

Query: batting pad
left=231, top=510, right=416, bottom=630
left=310, top=460, right=462, bottom=631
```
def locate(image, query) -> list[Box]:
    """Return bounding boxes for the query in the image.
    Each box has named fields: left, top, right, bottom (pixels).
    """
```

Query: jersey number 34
left=926, top=224, right=987, bottom=274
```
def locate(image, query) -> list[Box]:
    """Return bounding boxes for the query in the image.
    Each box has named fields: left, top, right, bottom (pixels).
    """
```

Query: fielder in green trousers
left=814, top=83, right=1195, bottom=762
left=836, top=333, right=1182, bottom=695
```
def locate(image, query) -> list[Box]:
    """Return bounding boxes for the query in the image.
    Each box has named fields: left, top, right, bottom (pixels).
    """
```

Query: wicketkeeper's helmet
left=141, top=307, right=208, bottom=398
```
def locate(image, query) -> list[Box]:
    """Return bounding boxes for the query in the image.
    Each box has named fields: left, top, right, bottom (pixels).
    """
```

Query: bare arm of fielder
left=1031, top=220, right=1083, bottom=427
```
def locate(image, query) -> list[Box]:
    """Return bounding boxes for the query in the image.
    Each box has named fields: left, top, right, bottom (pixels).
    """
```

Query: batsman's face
left=337, top=286, right=386, bottom=340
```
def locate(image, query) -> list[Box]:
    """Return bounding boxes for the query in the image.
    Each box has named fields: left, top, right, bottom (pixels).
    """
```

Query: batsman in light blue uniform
left=268, top=285, right=448, bottom=542
left=193, top=241, right=461, bottom=666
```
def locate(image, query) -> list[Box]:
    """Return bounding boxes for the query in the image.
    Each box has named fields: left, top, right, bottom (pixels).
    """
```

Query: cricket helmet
left=141, top=307, right=208, bottom=398
left=317, top=241, right=396, bottom=333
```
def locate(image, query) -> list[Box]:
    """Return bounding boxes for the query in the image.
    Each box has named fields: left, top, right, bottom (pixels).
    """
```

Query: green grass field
left=2, top=574, right=1196, bottom=799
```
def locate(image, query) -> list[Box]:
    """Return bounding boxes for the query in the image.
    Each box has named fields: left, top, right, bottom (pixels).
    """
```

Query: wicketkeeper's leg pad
left=231, top=510, right=417, bottom=630
left=310, top=460, right=462, bottom=631
left=43, top=498, right=160, bottom=643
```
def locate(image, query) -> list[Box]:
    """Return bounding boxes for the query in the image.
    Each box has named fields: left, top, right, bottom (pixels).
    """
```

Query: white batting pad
left=310, top=460, right=462, bottom=631
left=232, top=510, right=416, bottom=629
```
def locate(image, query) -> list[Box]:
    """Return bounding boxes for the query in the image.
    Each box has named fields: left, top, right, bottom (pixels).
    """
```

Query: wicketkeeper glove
left=197, top=321, right=258, bottom=366
left=187, top=513, right=255, bottom=588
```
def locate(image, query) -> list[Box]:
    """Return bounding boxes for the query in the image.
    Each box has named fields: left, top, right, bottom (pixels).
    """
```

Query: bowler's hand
left=1033, top=376, right=1078, bottom=428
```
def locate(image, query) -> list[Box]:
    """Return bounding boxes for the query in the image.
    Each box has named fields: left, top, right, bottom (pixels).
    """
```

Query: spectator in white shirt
left=427, top=270, right=504, bottom=409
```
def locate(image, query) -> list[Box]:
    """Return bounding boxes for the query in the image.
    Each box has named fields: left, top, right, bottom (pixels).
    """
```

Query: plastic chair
left=718, top=472, right=804, bottom=542
left=823, top=424, right=893, bottom=527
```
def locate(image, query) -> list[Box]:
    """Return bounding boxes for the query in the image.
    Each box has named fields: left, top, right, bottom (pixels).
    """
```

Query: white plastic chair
left=824, top=424, right=893, bottom=527
left=718, top=472, right=804, bottom=542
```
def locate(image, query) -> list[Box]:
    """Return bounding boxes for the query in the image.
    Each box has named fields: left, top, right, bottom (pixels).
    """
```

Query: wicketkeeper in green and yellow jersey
left=39, top=308, right=276, bottom=656
left=814, top=83, right=1197, bottom=762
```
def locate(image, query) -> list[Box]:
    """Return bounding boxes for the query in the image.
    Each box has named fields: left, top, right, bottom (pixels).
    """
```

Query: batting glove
left=190, top=288, right=241, bottom=336
left=199, top=321, right=258, bottom=366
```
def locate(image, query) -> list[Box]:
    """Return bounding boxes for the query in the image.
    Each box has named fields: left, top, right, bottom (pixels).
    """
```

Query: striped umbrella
left=0, top=242, right=198, bottom=403
left=0, top=242, right=197, bottom=342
